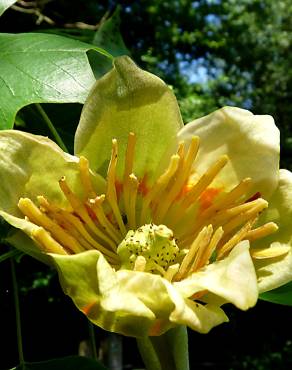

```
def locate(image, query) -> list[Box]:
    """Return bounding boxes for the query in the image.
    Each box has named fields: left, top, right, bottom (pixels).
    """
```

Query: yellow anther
left=79, top=156, right=96, bottom=198
left=189, top=225, right=214, bottom=272
left=32, top=228, right=68, bottom=255
left=210, top=198, right=266, bottom=226
left=181, top=155, right=229, bottom=210
left=123, top=133, right=136, bottom=218
left=217, top=219, right=255, bottom=259
left=175, top=225, right=213, bottom=281
left=89, top=195, right=122, bottom=244
left=183, top=136, right=200, bottom=176
left=245, top=222, right=278, bottom=242
left=140, top=154, right=180, bottom=224
left=198, top=226, right=224, bottom=268
left=18, top=198, right=85, bottom=254
left=250, top=245, right=290, bottom=259
left=221, top=199, right=268, bottom=235
left=59, top=177, right=117, bottom=250
left=106, top=139, right=127, bottom=235
left=38, top=196, right=118, bottom=262
left=154, top=137, right=200, bottom=224
left=178, top=178, right=252, bottom=244
left=127, top=174, right=139, bottom=230
left=177, top=141, right=185, bottom=158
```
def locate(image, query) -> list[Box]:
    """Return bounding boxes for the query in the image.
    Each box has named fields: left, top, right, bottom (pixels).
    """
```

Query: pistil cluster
left=18, top=133, right=286, bottom=284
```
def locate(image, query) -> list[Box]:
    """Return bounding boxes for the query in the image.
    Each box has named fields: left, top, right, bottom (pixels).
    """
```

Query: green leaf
left=0, top=0, right=16, bottom=16
left=0, top=33, right=112, bottom=129
left=89, top=6, right=130, bottom=78
left=93, top=6, right=129, bottom=57
left=10, top=356, right=107, bottom=370
left=260, top=281, right=292, bottom=306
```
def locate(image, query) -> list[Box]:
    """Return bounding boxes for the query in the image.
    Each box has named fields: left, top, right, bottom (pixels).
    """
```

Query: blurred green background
left=0, top=0, right=292, bottom=369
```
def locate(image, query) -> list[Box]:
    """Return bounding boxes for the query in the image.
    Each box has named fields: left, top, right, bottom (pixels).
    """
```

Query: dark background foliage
left=0, top=0, right=292, bottom=369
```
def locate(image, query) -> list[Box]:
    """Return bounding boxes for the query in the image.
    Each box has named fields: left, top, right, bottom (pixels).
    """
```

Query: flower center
left=117, top=224, right=182, bottom=274
left=18, top=133, right=287, bottom=282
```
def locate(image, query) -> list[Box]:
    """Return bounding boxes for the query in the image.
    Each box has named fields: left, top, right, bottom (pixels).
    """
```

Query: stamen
left=184, top=136, right=200, bottom=173
left=179, top=178, right=252, bottom=245
left=177, top=141, right=185, bottom=158
left=211, top=177, right=252, bottom=210
left=181, top=155, right=229, bottom=210
left=127, top=174, right=139, bottom=230
left=32, top=228, right=68, bottom=255
left=245, top=222, right=278, bottom=242
left=154, top=137, right=200, bottom=223
left=209, top=198, right=267, bottom=226
left=79, top=156, right=96, bottom=198
left=123, top=133, right=136, bottom=223
left=250, top=246, right=290, bottom=259
left=38, top=197, right=93, bottom=251
left=18, top=198, right=85, bottom=254
left=217, top=219, right=256, bottom=259
left=196, top=226, right=224, bottom=269
left=189, top=225, right=214, bottom=272
left=43, top=208, right=95, bottom=251
left=38, top=196, right=118, bottom=261
left=140, top=154, right=180, bottom=224
left=167, top=155, right=228, bottom=229
left=175, top=225, right=213, bottom=281
left=221, top=199, right=268, bottom=235
left=89, top=195, right=122, bottom=244
left=59, top=177, right=117, bottom=250
left=106, top=139, right=127, bottom=235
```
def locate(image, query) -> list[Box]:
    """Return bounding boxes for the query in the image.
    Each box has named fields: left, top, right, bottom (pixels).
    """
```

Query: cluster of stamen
left=18, top=133, right=288, bottom=283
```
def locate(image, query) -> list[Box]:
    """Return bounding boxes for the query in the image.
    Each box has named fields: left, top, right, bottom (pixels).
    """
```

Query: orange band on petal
left=82, top=300, right=98, bottom=316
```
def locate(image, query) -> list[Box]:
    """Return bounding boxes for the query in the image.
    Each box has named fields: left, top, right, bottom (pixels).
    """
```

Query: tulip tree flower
left=0, top=56, right=291, bottom=368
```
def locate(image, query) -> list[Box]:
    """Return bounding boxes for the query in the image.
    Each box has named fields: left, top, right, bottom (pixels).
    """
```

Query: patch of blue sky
left=178, top=56, right=224, bottom=85
left=205, top=13, right=222, bottom=27
left=179, top=59, right=209, bottom=84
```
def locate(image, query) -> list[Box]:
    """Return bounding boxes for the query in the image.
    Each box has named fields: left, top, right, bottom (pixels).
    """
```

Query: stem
left=0, top=249, right=21, bottom=263
left=11, top=259, right=25, bottom=370
left=136, top=336, right=162, bottom=370
left=88, top=321, right=98, bottom=360
left=35, top=103, right=69, bottom=152
left=136, top=326, right=189, bottom=370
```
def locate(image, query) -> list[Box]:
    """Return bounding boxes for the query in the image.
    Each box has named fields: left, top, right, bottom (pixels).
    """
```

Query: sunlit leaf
left=89, top=6, right=130, bottom=78
left=260, top=282, right=292, bottom=306
left=0, top=33, right=112, bottom=129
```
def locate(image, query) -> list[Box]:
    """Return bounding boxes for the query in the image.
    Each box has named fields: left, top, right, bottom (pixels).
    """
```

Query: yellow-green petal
left=75, top=56, right=183, bottom=181
left=52, top=250, right=172, bottom=337
left=51, top=250, right=230, bottom=336
left=0, top=130, right=105, bottom=214
left=163, top=280, right=228, bottom=333
left=0, top=130, right=105, bottom=257
left=178, top=107, right=279, bottom=199
left=174, top=241, right=258, bottom=310
left=254, top=169, right=292, bottom=292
